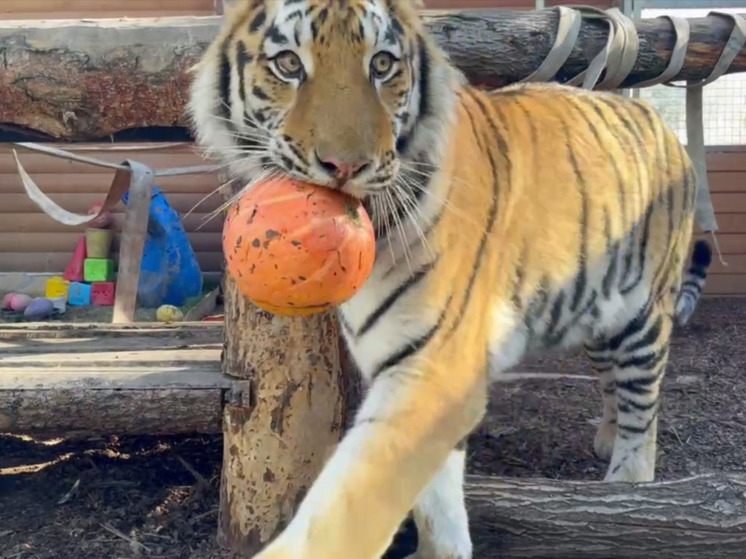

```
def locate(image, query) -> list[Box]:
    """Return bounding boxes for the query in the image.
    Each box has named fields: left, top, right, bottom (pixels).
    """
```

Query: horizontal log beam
left=0, top=322, right=227, bottom=437
left=0, top=10, right=744, bottom=140
left=463, top=473, right=746, bottom=559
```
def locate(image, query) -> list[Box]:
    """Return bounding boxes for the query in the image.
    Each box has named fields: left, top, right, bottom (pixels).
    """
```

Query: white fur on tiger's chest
left=339, top=256, right=438, bottom=381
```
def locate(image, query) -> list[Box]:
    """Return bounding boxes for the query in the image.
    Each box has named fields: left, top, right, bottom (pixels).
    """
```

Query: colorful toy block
left=45, top=276, right=70, bottom=300
left=84, top=258, right=115, bottom=282
left=68, top=282, right=92, bottom=306
left=91, top=282, right=116, bottom=306
left=49, top=296, right=66, bottom=314
left=63, top=235, right=87, bottom=282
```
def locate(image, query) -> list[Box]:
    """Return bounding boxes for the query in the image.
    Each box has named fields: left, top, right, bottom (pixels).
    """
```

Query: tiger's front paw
left=593, top=419, right=616, bottom=462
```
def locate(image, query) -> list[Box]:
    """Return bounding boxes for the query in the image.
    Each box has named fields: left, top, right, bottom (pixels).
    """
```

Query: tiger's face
left=189, top=0, right=444, bottom=201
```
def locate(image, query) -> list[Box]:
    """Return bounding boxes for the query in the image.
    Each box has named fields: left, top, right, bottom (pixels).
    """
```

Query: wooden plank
left=0, top=171, right=221, bottom=194
left=711, top=214, right=746, bottom=233
left=0, top=365, right=225, bottom=390
left=709, top=171, right=746, bottom=193
left=0, top=0, right=213, bottom=11
left=706, top=151, right=746, bottom=172
left=711, top=193, right=746, bottom=213
left=0, top=320, right=222, bottom=337
left=708, top=255, right=746, bottom=274
left=1, top=151, right=212, bottom=174
left=0, top=212, right=224, bottom=233
left=0, top=322, right=226, bottom=436
left=0, top=11, right=216, bottom=19
left=0, top=251, right=224, bottom=273
left=0, top=192, right=221, bottom=214
left=112, top=164, right=154, bottom=323
left=0, top=231, right=221, bottom=253
left=0, top=332, right=222, bottom=356
left=2, top=348, right=219, bottom=366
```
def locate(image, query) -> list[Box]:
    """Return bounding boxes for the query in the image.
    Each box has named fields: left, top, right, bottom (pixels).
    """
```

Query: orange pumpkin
left=222, top=177, right=376, bottom=316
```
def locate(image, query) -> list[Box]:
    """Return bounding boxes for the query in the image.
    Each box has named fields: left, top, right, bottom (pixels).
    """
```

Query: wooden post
left=218, top=278, right=360, bottom=556
left=214, top=172, right=362, bottom=555
left=111, top=161, right=153, bottom=323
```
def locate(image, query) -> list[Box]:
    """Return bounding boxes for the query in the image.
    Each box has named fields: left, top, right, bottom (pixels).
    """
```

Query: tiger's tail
left=674, top=240, right=713, bottom=327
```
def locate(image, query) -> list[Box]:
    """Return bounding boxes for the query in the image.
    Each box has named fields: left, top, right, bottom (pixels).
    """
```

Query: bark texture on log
left=0, top=388, right=225, bottom=437
left=463, top=473, right=746, bottom=559
left=218, top=275, right=360, bottom=557
left=0, top=11, right=744, bottom=140
left=0, top=322, right=226, bottom=436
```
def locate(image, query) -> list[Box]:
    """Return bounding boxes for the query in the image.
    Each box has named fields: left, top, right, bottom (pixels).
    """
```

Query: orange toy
left=223, top=177, right=376, bottom=316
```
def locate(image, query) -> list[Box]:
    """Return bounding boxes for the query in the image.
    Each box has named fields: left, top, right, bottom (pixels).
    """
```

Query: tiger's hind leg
left=604, top=305, right=673, bottom=482
left=584, top=340, right=617, bottom=461
left=405, top=445, right=472, bottom=559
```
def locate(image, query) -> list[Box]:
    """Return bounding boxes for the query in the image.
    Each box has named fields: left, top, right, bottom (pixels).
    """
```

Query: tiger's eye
left=370, top=52, right=396, bottom=80
left=274, top=51, right=303, bottom=79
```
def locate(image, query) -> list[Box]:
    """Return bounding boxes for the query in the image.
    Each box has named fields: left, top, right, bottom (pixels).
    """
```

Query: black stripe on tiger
left=396, top=34, right=431, bottom=155
left=617, top=413, right=658, bottom=435
left=371, top=296, right=452, bottom=380
left=441, top=90, right=508, bottom=343
left=618, top=394, right=658, bottom=413
left=620, top=205, right=653, bottom=295
left=236, top=41, right=254, bottom=102
left=629, top=100, right=665, bottom=200
left=566, top=98, right=627, bottom=243
left=595, top=97, right=647, bottom=240
left=218, top=36, right=235, bottom=121
left=356, top=258, right=439, bottom=338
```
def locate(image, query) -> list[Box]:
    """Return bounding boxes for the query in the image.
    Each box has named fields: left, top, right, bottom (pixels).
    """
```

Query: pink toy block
left=91, top=282, right=116, bottom=306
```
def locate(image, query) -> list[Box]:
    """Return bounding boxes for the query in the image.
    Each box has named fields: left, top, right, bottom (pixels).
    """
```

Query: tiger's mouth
left=261, top=150, right=396, bottom=201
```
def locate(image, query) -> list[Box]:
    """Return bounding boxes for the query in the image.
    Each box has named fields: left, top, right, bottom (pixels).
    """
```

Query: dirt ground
left=1, top=297, right=745, bottom=558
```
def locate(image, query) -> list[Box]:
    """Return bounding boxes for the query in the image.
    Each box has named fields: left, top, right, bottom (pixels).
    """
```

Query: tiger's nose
left=316, top=154, right=371, bottom=182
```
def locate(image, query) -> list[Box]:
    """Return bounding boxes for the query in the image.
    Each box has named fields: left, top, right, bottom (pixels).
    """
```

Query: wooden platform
left=0, top=322, right=226, bottom=436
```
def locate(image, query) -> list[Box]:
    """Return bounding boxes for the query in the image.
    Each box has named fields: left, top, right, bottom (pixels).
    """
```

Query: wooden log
left=1, top=10, right=745, bottom=140
left=0, top=322, right=227, bottom=437
left=462, top=473, right=746, bottom=559
left=218, top=277, right=361, bottom=555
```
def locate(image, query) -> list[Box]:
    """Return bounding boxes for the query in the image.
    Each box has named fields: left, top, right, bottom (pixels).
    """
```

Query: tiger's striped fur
left=188, top=1, right=712, bottom=557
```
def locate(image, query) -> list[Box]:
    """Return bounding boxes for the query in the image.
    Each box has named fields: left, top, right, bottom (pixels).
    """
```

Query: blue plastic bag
left=122, top=186, right=203, bottom=308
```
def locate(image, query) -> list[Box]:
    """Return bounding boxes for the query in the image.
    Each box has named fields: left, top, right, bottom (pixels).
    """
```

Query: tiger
left=187, top=1, right=713, bottom=558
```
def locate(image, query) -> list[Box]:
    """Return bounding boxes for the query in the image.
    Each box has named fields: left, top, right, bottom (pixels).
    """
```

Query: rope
left=518, top=7, right=746, bottom=266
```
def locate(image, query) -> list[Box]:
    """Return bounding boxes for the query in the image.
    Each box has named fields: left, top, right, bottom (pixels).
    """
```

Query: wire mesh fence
left=635, top=6, right=746, bottom=146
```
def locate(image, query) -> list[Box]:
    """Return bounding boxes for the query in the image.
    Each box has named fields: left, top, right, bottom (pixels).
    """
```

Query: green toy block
left=84, top=258, right=115, bottom=282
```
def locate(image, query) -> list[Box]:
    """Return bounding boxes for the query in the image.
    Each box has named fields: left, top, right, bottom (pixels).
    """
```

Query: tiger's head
left=188, top=0, right=462, bottom=202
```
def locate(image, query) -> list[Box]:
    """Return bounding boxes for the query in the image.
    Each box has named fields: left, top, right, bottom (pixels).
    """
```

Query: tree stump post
left=218, top=280, right=360, bottom=556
